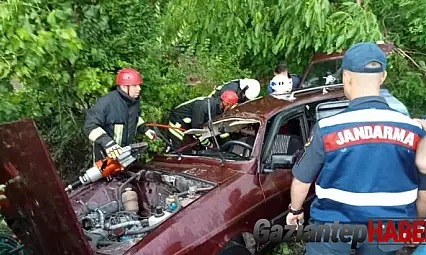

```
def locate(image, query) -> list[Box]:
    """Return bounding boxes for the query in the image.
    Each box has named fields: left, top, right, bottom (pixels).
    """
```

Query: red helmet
left=221, top=90, right=239, bottom=105
left=116, top=68, right=143, bottom=86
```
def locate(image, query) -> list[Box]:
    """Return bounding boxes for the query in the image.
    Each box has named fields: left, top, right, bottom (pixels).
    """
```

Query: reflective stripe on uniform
left=137, top=117, right=145, bottom=127
left=182, top=117, right=191, bottom=124
left=200, top=139, right=210, bottom=145
left=88, top=127, right=107, bottom=142
left=194, top=134, right=210, bottom=146
left=168, top=122, right=184, bottom=140
left=144, top=129, right=155, bottom=139
left=220, top=133, right=230, bottom=138
left=175, top=96, right=206, bottom=109
left=315, top=184, right=418, bottom=206
left=208, top=85, right=223, bottom=97
left=114, top=124, right=124, bottom=146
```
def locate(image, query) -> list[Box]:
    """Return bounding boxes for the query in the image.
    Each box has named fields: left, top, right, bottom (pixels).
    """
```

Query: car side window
left=266, top=117, right=304, bottom=158
left=262, top=113, right=307, bottom=172
left=301, top=59, right=343, bottom=89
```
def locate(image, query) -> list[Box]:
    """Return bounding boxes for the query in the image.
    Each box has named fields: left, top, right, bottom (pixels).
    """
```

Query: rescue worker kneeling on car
left=208, top=78, right=260, bottom=104
left=166, top=90, right=239, bottom=151
left=84, top=68, right=158, bottom=164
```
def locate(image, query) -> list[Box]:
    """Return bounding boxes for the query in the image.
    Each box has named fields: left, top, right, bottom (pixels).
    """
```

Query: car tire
left=219, top=241, right=252, bottom=255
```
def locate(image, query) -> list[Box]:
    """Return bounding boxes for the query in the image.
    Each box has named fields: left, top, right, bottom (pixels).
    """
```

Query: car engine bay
left=68, top=169, right=216, bottom=253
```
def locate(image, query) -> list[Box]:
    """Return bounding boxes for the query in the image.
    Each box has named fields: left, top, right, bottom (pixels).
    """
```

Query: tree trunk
left=356, top=0, right=363, bottom=5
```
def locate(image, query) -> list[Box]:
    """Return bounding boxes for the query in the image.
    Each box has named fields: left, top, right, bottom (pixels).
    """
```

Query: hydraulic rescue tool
left=64, top=142, right=148, bottom=192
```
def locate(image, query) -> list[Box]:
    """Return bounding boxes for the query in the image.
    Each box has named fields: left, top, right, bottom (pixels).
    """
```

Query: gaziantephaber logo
left=369, top=218, right=426, bottom=243
left=253, top=218, right=426, bottom=248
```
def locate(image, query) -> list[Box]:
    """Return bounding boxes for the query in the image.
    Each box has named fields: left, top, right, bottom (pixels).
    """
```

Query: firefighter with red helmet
left=166, top=90, right=239, bottom=150
left=209, top=78, right=261, bottom=103
left=84, top=68, right=157, bottom=163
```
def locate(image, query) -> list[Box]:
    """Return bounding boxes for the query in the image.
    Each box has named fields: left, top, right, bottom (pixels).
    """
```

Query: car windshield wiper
left=207, top=98, right=225, bottom=164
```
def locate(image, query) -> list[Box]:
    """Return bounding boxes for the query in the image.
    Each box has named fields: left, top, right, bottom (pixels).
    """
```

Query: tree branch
left=395, top=47, right=426, bottom=74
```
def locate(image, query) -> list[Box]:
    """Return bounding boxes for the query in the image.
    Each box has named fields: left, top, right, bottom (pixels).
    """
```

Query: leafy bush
left=0, top=0, right=251, bottom=180
left=0, top=0, right=425, bottom=180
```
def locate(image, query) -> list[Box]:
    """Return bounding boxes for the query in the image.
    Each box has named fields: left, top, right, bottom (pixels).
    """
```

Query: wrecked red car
left=0, top=43, right=396, bottom=255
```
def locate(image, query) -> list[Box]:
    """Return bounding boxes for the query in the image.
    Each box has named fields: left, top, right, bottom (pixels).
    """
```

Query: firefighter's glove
left=145, top=129, right=158, bottom=141
left=104, top=141, right=123, bottom=160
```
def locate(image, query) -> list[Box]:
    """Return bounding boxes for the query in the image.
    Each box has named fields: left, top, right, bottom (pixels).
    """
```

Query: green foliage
left=1, top=0, right=425, bottom=180
left=370, top=0, right=426, bottom=49
left=267, top=241, right=304, bottom=255
left=162, top=0, right=382, bottom=75
left=0, top=0, right=82, bottom=120
left=370, top=0, right=426, bottom=116
left=386, top=54, right=426, bottom=117
left=0, top=0, right=250, bottom=179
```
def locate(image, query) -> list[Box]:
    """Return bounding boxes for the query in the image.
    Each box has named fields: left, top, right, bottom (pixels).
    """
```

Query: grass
left=267, top=242, right=305, bottom=255
left=0, top=218, right=12, bottom=235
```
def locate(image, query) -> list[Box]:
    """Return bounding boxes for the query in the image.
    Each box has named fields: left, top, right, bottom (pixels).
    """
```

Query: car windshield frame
left=300, top=58, right=344, bottom=89
left=166, top=118, right=262, bottom=161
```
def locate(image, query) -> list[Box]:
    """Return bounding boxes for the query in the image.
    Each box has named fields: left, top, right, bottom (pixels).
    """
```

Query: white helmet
left=239, top=78, right=260, bottom=100
left=269, top=75, right=292, bottom=94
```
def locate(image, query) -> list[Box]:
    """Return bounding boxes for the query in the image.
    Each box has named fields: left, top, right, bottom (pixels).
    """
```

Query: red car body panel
left=0, top=119, right=92, bottom=255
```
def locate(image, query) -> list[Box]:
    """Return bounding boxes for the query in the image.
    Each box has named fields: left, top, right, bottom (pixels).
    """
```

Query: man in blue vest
left=286, top=42, right=426, bottom=254
left=380, top=84, right=410, bottom=116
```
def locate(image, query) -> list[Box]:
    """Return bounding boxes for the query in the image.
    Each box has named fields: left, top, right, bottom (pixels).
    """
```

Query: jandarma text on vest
left=252, top=219, right=426, bottom=249
left=323, top=124, right=421, bottom=151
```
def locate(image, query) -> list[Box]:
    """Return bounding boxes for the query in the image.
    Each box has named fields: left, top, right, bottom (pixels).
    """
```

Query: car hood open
left=0, top=119, right=223, bottom=255
left=0, top=119, right=93, bottom=254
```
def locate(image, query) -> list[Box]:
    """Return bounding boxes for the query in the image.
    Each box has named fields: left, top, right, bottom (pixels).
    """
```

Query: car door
left=253, top=105, right=314, bottom=250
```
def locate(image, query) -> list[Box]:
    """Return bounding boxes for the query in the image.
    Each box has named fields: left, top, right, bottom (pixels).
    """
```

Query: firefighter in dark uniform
left=83, top=68, right=157, bottom=164
left=208, top=78, right=261, bottom=104
left=286, top=43, right=426, bottom=255
left=167, top=90, right=239, bottom=150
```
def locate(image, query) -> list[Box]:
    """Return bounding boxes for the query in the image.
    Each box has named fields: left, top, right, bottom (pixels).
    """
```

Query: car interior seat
left=265, top=134, right=304, bottom=165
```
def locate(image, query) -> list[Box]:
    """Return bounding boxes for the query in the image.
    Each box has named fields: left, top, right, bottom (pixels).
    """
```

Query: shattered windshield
left=167, top=119, right=261, bottom=160
left=301, top=58, right=343, bottom=89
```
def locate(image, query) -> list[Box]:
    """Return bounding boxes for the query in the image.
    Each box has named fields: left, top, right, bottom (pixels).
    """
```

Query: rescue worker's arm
left=136, top=116, right=157, bottom=140
left=418, top=138, right=426, bottom=174
left=191, top=100, right=208, bottom=129
left=191, top=100, right=211, bottom=147
left=83, top=100, right=122, bottom=159
left=290, top=124, right=325, bottom=211
left=417, top=190, right=426, bottom=218
left=84, top=100, right=114, bottom=148
left=415, top=119, right=426, bottom=173
left=415, top=119, right=426, bottom=217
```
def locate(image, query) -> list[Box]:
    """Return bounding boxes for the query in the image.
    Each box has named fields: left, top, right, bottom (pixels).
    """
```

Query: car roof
left=220, top=42, right=395, bottom=122
left=220, top=85, right=346, bottom=121
left=310, top=42, right=396, bottom=64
